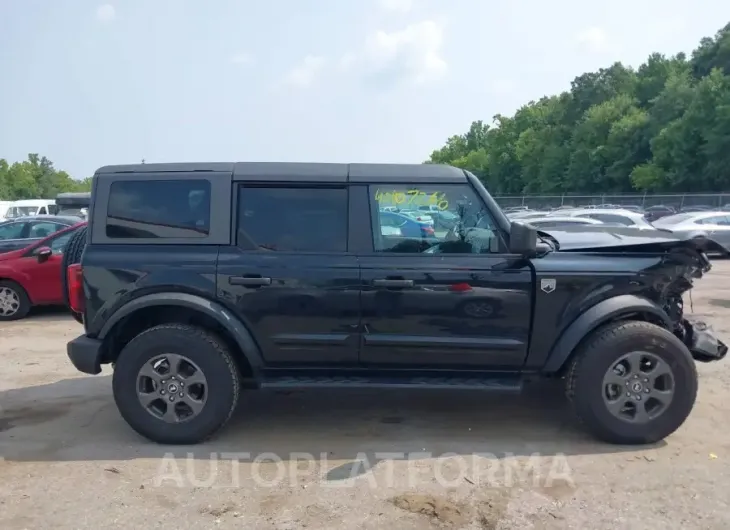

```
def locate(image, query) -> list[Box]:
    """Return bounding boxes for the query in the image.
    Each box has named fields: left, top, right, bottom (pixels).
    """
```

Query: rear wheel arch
left=543, top=294, right=674, bottom=374
left=100, top=294, right=263, bottom=381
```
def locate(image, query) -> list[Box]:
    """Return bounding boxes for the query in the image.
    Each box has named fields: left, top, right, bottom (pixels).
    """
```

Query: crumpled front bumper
left=683, top=319, right=728, bottom=362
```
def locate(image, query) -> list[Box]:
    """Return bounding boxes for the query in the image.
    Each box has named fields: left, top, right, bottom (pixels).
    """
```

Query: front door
left=217, top=184, right=361, bottom=366
left=358, top=182, right=532, bottom=369
left=21, top=227, right=79, bottom=304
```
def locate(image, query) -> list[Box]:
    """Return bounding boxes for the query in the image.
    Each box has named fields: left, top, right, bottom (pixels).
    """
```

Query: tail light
left=422, top=226, right=435, bottom=235
left=67, top=263, right=84, bottom=314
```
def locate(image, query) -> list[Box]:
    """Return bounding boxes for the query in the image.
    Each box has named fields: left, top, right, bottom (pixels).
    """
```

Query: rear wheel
left=566, top=320, right=697, bottom=445
left=0, top=280, right=31, bottom=321
left=112, top=324, right=241, bottom=444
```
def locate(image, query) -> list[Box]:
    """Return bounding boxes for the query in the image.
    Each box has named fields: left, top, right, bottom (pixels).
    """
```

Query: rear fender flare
left=542, top=294, right=673, bottom=373
left=98, top=292, right=263, bottom=370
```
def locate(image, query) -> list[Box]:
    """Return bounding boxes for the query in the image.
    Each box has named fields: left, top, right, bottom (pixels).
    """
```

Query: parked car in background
left=507, top=211, right=552, bottom=220
left=3, top=199, right=57, bottom=219
left=398, top=209, right=435, bottom=226
left=377, top=210, right=436, bottom=238
left=653, top=211, right=730, bottom=255
left=415, top=204, right=460, bottom=229
left=643, top=205, right=677, bottom=222
left=547, top=208, right=657, bottom=230
left=680, top=205, right=714, bottom=213
left=0, top=221, right=86, bottom=320
left=0, top=215, right=85, bottom=254
left=0, top=201, right=12, bottom=219
left=524, top=216, right=605, bottom=229
left=55, top=192, right=91, bottom=219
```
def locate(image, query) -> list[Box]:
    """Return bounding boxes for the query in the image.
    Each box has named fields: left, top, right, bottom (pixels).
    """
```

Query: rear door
left=217, top=179, right=361, bottom=366
left=355, top=182, right=533, bottom=369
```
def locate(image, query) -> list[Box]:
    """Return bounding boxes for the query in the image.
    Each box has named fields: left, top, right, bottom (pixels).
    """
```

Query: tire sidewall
left=0, top=280, right=31, bottom=321
left=60, top=226, right=87, bottom=309
left=113, top=326, right=237, bottom=444
left=574, top=324, right=697, bottom=443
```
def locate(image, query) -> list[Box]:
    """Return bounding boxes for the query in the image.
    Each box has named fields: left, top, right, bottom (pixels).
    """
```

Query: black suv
left=64, top=162, right=727, bottom=445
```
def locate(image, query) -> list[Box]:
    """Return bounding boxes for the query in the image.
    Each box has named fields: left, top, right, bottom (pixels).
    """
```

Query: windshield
left=5, top=206, right=38, bottom=218
left=653, top=213, right=697, bottom=226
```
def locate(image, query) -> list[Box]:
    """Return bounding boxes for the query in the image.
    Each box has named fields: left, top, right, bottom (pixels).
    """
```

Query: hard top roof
left=94, top=162, right=467, bottom=183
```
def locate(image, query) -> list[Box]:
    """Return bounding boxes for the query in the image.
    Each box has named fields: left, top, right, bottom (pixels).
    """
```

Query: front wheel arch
left=543, top=295, right=674, bottom=374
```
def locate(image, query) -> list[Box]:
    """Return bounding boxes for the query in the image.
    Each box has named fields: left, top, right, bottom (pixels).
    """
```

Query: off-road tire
left=0, top=280, right=31, bottom=321
left=60, top=225, right=88, bottom=309
left=112, top=324, right=241, bottom=444
left=566, top=320, right=698, bottom=445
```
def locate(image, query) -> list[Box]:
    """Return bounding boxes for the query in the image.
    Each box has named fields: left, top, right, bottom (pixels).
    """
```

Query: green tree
left=428, top=23, right=730, bottom=194
left=0, top=154, right=90, bottom=200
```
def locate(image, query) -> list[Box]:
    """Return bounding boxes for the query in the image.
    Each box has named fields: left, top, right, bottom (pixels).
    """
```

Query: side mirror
left=509, top=222, right=537, bottom=256
left=35, top=246, right=52, bottom=262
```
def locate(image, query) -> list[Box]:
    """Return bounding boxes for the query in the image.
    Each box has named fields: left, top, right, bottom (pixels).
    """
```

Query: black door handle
left=229, top=276, right=272, bottom=287
left=373, top=279, right=414, bottom=288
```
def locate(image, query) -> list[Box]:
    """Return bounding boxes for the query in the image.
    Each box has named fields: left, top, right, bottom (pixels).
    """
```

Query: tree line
left=0, top=154, right=91, bottom=200
left=429, top=23, right=730, bottom=195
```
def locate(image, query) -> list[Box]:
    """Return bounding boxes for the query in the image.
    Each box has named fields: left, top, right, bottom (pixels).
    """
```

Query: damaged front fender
left=682, top=319, right=728, bottom=362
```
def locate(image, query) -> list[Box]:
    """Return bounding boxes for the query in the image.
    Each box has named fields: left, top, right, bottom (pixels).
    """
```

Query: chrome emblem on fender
left=541, top=279, right=556, bottom=294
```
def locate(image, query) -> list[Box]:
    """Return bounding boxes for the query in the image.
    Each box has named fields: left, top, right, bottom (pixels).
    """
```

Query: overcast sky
left=1, top=0, right=729, bottom=178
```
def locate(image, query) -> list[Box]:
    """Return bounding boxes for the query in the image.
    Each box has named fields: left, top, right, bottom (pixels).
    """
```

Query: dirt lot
left=3, top=265, right=730, bottom=529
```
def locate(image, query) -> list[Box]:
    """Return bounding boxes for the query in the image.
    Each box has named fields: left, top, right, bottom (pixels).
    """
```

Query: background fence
left=492, top=193, right=730, bottom=210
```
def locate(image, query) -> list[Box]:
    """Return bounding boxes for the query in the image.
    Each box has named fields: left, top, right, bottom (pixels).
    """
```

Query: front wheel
left=0, top=280, right=31, bottom=321
left=566, top=320, right=697, bottom=445
left=112, top=324, right=241, bottom=444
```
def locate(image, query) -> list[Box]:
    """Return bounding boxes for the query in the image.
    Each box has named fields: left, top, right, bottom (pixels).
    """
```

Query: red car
left=0, top=222, right=86, bottom=321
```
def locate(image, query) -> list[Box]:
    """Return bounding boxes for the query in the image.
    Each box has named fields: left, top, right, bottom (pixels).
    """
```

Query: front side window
left=49, top=228, right=78, bottom=253
left=29, top=222, right=65, bottom=238
left=237, top=186, right=348, bottom=252
left=370, top=184, right=504, bottom=254
left=106, top=180, right=211, bottom=239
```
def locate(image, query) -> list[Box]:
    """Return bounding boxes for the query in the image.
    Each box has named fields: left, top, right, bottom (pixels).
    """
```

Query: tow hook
left=683, top=319, right=728, bottom=362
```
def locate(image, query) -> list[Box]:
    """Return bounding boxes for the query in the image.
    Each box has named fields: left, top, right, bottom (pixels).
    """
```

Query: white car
left=547, top=208, right=656, bottom=230
left=653, top=211, right=730, bottom=255
left=523, top=216, right=605, bottom=229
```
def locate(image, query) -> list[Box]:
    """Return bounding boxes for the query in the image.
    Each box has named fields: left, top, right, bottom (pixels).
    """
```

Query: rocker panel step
left=259, top=373, right=523, bottom=392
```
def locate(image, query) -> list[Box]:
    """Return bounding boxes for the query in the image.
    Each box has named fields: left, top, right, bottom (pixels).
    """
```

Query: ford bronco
left=63, top=162, right=727, bottom=445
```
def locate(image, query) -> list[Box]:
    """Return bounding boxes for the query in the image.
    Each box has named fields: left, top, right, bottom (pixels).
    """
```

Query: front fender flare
left=98, top=292, right=263, bottom=370
left=542, top=294, right=673, bottom=373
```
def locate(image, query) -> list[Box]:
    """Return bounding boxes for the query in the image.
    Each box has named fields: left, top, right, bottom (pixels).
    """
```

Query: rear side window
left=106, top=180, right=211, bottom=239
left=237, top=186, right=347, bottom=252
left=0, top=221, right=25, bottom=240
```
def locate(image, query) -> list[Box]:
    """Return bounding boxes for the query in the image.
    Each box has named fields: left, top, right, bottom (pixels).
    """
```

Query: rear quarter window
left=106, top=180, right=211, bottom=239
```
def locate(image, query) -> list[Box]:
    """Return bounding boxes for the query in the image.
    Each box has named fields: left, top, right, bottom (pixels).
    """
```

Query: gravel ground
left=2, top=263, right=730, bottom=529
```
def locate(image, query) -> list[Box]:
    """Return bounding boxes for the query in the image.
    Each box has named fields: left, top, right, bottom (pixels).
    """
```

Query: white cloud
left=95, top=4, right=116, bottom=23
left=284, top=55, right=327, bottom=87
left=339, top=53, right=357, bottom=71
left=357, top=20, right=447, bottom=84
left=575, top=27, right=611, bottom=53
left=378, top=0, right=414, bottom=13
left=230, top=52, right=254, bottom=65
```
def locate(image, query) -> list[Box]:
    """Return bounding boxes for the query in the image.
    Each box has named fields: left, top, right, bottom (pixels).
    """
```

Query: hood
left=0, top=247, right=26, bottom=261
left=536, top=225, right=705, bottom=253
